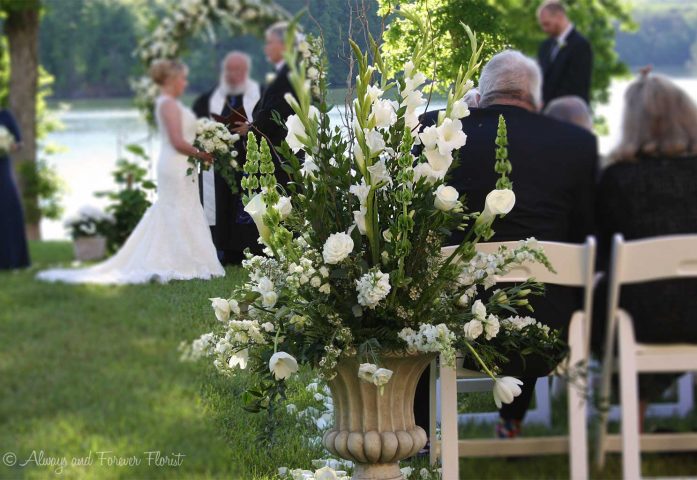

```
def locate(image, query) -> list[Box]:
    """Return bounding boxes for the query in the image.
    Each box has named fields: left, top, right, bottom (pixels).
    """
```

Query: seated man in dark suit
left=416, top=50, right=597, bottom=439
left=537, top=0, right=593, bottom=105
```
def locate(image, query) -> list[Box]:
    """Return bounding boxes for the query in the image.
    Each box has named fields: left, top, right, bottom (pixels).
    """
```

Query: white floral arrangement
left=0, top=125, right=14, bottom=155
left=132, top=0, right=288, bottom=124
left=184, top=17, right=567, bottom=429
left=63, top=205, right=115, bottom=239
left=187, top=118, right=242, bottom=193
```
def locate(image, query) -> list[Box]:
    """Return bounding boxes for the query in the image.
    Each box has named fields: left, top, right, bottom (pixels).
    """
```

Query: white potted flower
left=64, top=205, right=114, bottom=261
left=184, top=19, right=566, bottom=479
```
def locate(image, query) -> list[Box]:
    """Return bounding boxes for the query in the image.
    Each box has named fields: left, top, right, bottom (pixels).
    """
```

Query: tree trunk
left=5, top=3, right=41, bottom=240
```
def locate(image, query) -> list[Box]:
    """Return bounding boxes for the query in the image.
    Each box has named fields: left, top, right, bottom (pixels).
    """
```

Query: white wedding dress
left=37, top=95, right=225, bottom=285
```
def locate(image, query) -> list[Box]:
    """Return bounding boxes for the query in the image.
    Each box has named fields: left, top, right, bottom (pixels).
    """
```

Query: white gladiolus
left=493, top=377, right=524, bottom=408
left=358, top=363, right=378, bottom=382
left=300, top=157, right=319, bottom=178
left=364, top=129, right=385, bottom=157
left=366, top=84, right=384, bottom=104
left=434, top=185, right=459, bottom=211
left=463, top=319, right=483, bottom=340
left=285, top=106, right=319, bottom=153
left=370, top=99, right=398, bottom=129
left=450, top=99, right=470, bottom=120
left=423, top=147, right=453, bottom=172
left=367, top=159, right=391, bottom=186
left=349, top=180, right=371, bottom=206
left=322, top=232, right=354, bottom=264
left=276, top=196, right=292, bottom=220
left=419, top=125, right=439, bottom=150
left=269, top=352, right=299, bottom=380
left=210, top=297, right=231, bottom=322
left=413, top=162, right=446, bottom=184
left=244, top=193, right=271, bottom=244
left=353, top=139, right=366, bottom=171
left=228, top=349, right=249, bottom=369
left=353, top=209, right=367, bottom=235
left=435, top=118, right=467, bottom=156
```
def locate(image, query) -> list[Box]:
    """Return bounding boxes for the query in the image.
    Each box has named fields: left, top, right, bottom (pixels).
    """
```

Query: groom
left=193, top=51, right=261, bottom=264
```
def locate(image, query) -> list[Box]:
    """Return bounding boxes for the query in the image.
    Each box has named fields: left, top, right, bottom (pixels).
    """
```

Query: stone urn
left=73, top=235, right=107, bottom=261
left=323, top=353, right=435, bottom=480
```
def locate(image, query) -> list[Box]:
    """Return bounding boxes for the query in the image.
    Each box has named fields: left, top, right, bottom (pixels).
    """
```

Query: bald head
left=544, top=96, right=593, bottom=131
left=222, top=51, right=250, bottom=89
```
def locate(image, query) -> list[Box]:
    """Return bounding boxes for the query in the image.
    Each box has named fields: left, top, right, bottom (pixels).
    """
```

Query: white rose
left=372, top=368, right=393, bottom=387
left=244, top=193, right=271, bottom=244
left=209, top=297, right=231, bottom=321
left=269, top=352, right=299, bottom=380
left=228, top=349, right=249, bottom=369
left=358, top=363, right=377, bottom=382
left=479, top=189, right=516, bottom=224
left=322, top=232, right=354, bottom=264
left=262, top=322, right=275, bottom=332
left=471, top=299, right=487, bottom=319
left=434, top=185, right=459, bottom=211
left=484, top=314, right=500, bottom=340
left=493, top=376, right=524, bottom=408
left=463, top=319, right=483, bottom=341
left=314, top=467, right=339, bottom=480
left=262, top=291, right=278, bottom=308
left=310, top=276, right=322, bottom=288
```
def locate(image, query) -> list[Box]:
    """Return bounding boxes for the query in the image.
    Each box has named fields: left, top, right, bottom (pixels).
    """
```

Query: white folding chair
left=596, top=234, right=697, bottom=479
left=431, top=237, right=596, bottom=480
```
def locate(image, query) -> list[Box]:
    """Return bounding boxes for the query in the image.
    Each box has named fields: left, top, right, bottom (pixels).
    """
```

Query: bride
left=38, top=60, right=225, bottom=284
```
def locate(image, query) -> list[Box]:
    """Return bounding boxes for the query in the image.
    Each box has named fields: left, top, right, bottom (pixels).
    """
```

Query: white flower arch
left=132, top=0, right=288, bottom=124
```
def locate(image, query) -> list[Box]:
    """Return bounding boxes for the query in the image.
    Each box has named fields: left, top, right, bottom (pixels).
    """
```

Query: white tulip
left=209, top=297, right=231, bottom=322
left=434, top=185, right=459, bottom=211
left=479, top=189, right=516, bottom=224
left=228, top=349, right=249, bottom=369
left=244, top=193, right=271, bottom=244
left=471, top=299, right=487, bottom=319
left=358, top=363, right=378, bottom=382
left=322, top=232, right=354, bottom=264
left=493, top=377, right=524, bottom=408
left=269, top=352, right=299, bottom=380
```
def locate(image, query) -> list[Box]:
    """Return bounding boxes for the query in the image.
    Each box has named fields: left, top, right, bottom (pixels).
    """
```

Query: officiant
left=192, top=51, right=260, bottom=264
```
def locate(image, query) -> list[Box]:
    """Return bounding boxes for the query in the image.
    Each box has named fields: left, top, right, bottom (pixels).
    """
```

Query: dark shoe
left=496, top=418, right=522, bottom=439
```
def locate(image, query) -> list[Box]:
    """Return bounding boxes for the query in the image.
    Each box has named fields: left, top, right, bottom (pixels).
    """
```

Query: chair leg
left=429, top=360, right=438, bottom=466
left=595, top=314, right=617, bottom=469
left=439, top=356, right=459, bottom=480
left=567, top=313, right=589, bottom=480
left=618, top=312, right=641, bottom=480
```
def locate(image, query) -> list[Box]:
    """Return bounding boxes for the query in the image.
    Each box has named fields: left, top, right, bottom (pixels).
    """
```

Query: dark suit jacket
left=422, top=105, right=597, bottom=340
left=538, top=28, right=593, bottom=104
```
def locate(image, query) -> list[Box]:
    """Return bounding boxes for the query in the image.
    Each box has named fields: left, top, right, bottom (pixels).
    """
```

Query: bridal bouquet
left=187, top=118, right=242, bottom=194
left=185, top=18, right=567, bottom=420
left=0, top=126, right=14, bottom=155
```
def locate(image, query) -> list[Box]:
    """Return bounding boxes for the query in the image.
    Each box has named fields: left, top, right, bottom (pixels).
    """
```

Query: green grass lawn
left=1, top=242, right=697, bottom=479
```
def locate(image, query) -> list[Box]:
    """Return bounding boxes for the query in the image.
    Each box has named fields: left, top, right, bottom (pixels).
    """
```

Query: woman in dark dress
left=593, top=71, right=697, bottom=427
left=0, top=109, right=30, bottom=270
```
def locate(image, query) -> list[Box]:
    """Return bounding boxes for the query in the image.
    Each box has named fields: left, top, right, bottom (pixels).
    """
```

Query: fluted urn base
left=323, top=353, right=435, bottom=480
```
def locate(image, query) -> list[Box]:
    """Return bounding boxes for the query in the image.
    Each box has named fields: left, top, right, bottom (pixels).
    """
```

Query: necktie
left=221, top=94, right=240, bottom=117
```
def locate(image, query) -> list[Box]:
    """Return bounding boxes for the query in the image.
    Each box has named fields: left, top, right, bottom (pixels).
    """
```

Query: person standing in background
left=0, top=108, right=30, bottom=270
left=192, top=52, right=260, bottom=265
left=537, top=0, right=593, bottom=105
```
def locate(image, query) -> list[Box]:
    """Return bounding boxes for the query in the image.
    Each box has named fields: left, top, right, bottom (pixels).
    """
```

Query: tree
left=1, top=0, right=42, bottom=239
left=378, top=0, right=635, bottom=104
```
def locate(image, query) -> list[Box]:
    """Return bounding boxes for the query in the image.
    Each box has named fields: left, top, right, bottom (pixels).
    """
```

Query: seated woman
left=594, top=70, right=697, bottom=428
left=0, top=108, right=30, bottom=270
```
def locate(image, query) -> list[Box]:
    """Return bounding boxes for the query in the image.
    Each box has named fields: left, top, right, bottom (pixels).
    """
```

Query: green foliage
left=95, top=144, right=156, bottom=253
left=16, top=157, right=64, bottom=222
left=378, top=0, right=635, bottom=104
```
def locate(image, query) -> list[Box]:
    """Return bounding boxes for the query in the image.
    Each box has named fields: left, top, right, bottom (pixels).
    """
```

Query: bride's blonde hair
left=611, top=72, right=697, bottom=163
left=149, top=59, right=188, bottom=86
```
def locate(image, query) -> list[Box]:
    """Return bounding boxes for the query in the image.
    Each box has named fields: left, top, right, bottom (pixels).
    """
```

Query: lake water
left=40, top=77, right=697, bottom=240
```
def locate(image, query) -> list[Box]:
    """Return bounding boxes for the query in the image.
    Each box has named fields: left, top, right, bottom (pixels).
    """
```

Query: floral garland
left=132, top=0, right=288, bottom=124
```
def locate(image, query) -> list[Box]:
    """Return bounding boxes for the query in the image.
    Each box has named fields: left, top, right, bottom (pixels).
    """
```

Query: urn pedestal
left=73, top=235, right=107, bottom=261
left=323, top=354, right=435, bottom=480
